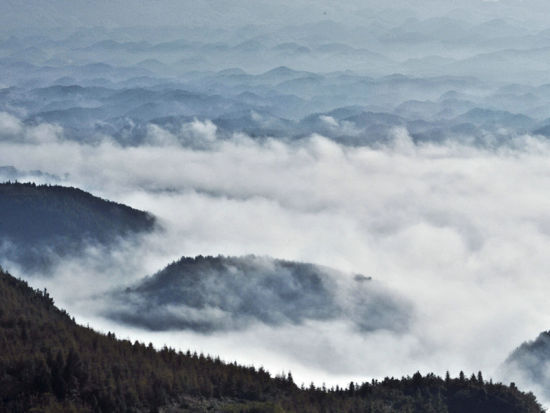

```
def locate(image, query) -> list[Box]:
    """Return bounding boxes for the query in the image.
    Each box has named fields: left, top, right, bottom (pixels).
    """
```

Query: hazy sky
left=2, top=0, right=550, bottom=32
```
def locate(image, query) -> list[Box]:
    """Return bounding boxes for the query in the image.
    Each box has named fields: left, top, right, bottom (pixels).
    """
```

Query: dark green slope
left=0, top=268, right=544, bottom=413
left=0, top=182, right=156, bottom=272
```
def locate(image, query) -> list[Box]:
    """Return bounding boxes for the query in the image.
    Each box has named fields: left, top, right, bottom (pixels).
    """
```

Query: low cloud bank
left=1, top=115, right=550, bottom=400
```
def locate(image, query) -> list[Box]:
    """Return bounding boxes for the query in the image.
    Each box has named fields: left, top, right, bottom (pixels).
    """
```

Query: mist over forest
left=2, top=0, right=550, bottom=411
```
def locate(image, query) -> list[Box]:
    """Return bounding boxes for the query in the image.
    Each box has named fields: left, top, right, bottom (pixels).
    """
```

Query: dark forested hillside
left=108, top=255, right=410, bottom=333
left=0, top=182, right=156, bottom=271
left=0, top=267, right=544, bottom=413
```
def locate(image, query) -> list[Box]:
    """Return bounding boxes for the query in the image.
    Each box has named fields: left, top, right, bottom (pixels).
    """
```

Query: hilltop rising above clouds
left=0, top=182, right=156, bottom=272
left=107, top=254, right=409, bottom=333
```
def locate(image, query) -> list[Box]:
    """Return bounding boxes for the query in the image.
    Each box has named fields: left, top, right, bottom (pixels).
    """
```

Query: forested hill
left=109, top=255, right=410, bottom=333
left=0, top=268, right=544, bottom=413
left=504, top=331, right=550, bottom=403
left=0, top=182, right=155, bottom=271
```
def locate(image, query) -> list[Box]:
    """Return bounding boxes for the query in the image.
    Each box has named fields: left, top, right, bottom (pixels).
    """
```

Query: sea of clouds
left=1, top=113, right=550, bottom=397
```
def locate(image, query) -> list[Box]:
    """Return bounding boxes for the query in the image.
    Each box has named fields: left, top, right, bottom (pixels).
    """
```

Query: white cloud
left=25, top=123, right=64, bottom=144
left=145, top=124, right=179, bottom=146
left=320, top=115, right=339, bottom=128
left=181, top=118, right=218, bottom=144
left=0, top=113, right=63, bottom=144
left=0, top=112, right=23, bottom=137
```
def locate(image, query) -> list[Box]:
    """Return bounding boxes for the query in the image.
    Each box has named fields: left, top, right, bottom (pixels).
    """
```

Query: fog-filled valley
left=3, top=0, right=550, bottom=411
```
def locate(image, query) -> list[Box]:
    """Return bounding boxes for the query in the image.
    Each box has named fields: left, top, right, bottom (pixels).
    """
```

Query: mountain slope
left=0, top=182, right=156, bottom=272
left=503, top=331, right=550, bottom=404
left=0, top=268, right=544, bottom=413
